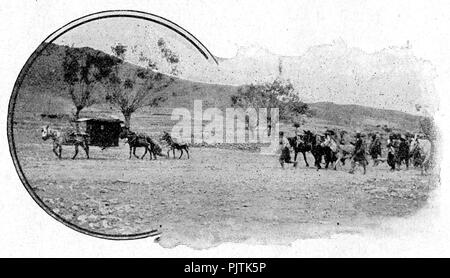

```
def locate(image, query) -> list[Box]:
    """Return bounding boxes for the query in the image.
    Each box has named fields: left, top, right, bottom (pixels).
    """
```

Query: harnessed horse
left=41, top=125, right=90, bottom=159
left=119, top=128, right=163, bottom=159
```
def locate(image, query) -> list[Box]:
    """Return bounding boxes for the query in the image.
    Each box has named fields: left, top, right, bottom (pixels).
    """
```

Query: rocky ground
left=13, top=136, right=438, bottom=248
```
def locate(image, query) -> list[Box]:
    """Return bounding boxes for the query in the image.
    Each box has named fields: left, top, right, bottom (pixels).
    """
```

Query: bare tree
left=106, top=40, right=180, bottom=128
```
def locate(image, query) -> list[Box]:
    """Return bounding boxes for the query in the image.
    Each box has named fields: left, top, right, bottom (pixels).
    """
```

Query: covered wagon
left=75, top=118, right=123, bottom=148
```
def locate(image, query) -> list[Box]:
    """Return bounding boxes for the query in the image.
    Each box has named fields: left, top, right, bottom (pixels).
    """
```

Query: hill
left=14, top=43, right=421, bottom=132
left=308, top=102, right=421, bottom=132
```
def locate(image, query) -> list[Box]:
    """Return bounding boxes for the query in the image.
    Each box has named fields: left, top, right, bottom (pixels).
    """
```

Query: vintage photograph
left=8, top=8, right=440, bottom=249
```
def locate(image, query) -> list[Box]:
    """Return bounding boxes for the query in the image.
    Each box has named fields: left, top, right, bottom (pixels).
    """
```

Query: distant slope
left=15, top=43, right=420, bottom=132
left=16, top=42, right=238, bottom=114
left=308, top=102, right=421, bottom=131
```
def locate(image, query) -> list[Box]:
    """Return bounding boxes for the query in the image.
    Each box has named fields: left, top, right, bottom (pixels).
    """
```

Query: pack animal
left=287, top=130, right=314, bottom=167
left=119, top=128, right=164, bottom=159
left=41, top=125, right=89, bottom=159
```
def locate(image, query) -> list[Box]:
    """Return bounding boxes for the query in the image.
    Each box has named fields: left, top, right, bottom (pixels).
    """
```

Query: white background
left=1, top=0, right=450, bottom=257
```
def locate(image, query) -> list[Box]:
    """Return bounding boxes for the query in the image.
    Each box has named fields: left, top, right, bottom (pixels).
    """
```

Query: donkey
left=161, top=131, right=190, bottom=159
left=41, top=125, right=89, bottom=159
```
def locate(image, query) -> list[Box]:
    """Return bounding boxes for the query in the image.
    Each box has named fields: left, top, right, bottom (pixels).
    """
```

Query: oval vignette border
left=7, top=10, right=219, bottom=240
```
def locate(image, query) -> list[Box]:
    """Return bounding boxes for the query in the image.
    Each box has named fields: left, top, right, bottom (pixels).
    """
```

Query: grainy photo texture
left=8, top=10, right=439, bottom=248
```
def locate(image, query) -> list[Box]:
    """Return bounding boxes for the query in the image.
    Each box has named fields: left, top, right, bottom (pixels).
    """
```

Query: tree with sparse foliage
left=231, top=78, right=310, bottom=122
left=419, top=116, right=437, bottom=140
left=62, top=47, right=120, bottom=123
left=106, top=40, right=180, bottom=128
left=418, top=116, right=438, bottom=170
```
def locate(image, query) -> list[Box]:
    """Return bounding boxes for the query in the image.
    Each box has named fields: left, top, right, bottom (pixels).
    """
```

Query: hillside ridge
left=16, top=43, right=421, bottom=131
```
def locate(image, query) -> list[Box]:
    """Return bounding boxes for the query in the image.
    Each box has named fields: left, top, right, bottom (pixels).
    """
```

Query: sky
left=41, top=0, right=450, bottom=115
left=2, top=0, right=450, bottom=258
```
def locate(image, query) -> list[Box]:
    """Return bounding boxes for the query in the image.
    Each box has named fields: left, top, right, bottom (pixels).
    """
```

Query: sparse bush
left=419, top=116, right=437, bottom=140
left=231, top=78, right=310, bottom=122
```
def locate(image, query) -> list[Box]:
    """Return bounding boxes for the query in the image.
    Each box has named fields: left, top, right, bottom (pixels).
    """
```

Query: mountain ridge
left=15, top=43, right=422, bottom=132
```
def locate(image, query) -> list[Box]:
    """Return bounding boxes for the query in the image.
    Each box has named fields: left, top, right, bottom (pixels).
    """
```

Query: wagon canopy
left=75, top=118, right=123, bottom=147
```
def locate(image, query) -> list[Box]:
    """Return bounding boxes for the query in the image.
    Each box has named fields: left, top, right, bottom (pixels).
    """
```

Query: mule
left=41, top=125, right=89, bottom=159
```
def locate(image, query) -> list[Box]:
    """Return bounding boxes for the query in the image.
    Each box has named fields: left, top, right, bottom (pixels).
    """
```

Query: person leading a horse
left=294, top=123, right=304, bottom=149
left=386, top=134, right=398, bottom=171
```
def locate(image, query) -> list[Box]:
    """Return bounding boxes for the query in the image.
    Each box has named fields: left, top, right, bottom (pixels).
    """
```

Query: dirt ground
left=13, top=128, right=437, bottom=248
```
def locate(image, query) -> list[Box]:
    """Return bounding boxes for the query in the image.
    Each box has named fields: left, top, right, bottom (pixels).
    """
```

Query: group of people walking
left=278, top=127, right=429, bottom=174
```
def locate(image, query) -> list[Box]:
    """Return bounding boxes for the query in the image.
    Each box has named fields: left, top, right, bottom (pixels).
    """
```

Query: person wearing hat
left=386, top=133, right=397, bottom=171
left=397, top=134, right=410, bottom=170
left=369, top=133, right=382, bottom=166
left=279, top=131, right=298, bottom=168
left=293, top=123, right=304, bottom=149
left=349, top=132, right=367, bottom=174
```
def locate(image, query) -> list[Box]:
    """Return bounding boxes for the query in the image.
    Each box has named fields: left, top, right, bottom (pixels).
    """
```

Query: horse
left=160, top=131, right=190, bottom=159
left=148, top=138, right=164, bottom=159
left=119, top=128, right=164, bottom=160
left=138, top=134, right=164, bottom=160
left=41, top=125, right=89, bottom=159
left=287, top=130, right=314, bottom=167
left=409, top=136, right=432, bottom=175
left=334, top=138, right=355, bottom=167
left=301, top=130, right=359, bottom=170
left=307, top=133, right=334, bottom=170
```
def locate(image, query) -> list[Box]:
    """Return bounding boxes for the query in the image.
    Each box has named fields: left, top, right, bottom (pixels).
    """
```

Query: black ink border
left=7, top=10, right=218, bottom=240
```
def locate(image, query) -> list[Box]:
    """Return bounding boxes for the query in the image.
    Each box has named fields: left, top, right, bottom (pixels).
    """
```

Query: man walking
left=369, top=133, right=382, bottom=166
left=397, top=135, right=410, bottom=170
left=386, top=134, right=398, bottom=171
left=349, top=132, right=367, bottom=174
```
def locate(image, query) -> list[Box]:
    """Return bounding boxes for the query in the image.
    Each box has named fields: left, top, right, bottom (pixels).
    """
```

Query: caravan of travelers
left=280, top=126, right=433, bottom=175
